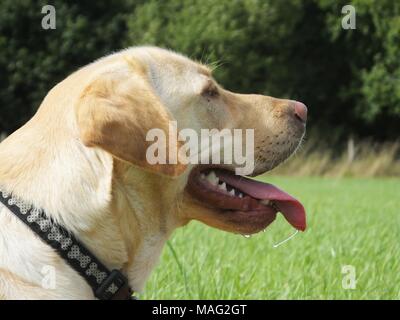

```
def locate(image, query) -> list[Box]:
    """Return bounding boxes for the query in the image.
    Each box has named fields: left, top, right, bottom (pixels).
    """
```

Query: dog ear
left=75, top=60, right=187, bottom=177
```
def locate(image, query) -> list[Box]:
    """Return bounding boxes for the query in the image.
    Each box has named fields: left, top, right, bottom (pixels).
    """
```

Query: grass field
left=142, top=176, right=400, bottom=299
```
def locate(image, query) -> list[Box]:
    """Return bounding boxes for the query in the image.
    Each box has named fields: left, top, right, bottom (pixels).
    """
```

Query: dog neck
left=0, top=116, right=176, bottom=297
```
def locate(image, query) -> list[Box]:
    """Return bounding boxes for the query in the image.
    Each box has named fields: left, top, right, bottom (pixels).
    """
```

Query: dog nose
left=293, top=101, right=307, bottom=123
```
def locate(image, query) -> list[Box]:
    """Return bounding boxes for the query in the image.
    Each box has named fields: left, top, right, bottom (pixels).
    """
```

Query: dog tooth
left=239, top=193, right=243, bottom=198
left=229, top=189, right=235, bottom=196
left=219, top=182, right=227, bottom=191
left=206, top=171, right=219, bottom=186
left=200, top=173, right=206, bottom=180
left=260, top=199, right=270, bottom=205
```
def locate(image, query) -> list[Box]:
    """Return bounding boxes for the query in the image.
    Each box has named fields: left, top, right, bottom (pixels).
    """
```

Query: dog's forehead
left=137, top=47, right=210, bottom=78
left=135, top=48, right=211, bottom=98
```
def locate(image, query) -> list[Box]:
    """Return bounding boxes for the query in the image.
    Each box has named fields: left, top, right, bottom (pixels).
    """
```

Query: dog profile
left=0, top=47, right=307, bottom=299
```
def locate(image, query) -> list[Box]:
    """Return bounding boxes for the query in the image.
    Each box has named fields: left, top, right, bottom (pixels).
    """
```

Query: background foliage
left=0, top=0, right=399, bottom=141
left=1, top=1, right=399, bottom=299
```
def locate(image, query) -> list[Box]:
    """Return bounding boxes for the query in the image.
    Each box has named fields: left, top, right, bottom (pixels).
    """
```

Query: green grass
left=141, top=176, right=400, bottom=299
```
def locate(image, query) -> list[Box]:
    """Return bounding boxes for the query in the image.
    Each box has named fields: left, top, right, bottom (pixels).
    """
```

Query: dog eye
left=201, top=85, right=219, bottom=99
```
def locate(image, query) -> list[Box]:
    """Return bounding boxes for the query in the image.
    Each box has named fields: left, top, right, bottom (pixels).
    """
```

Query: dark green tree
left=0, top=0, right=128, bottom=133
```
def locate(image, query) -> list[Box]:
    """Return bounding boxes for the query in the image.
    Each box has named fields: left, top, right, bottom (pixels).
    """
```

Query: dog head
left=74, top=47, right=307, bottom=236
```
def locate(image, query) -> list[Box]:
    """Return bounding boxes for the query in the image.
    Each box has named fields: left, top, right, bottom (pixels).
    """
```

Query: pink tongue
left=216, top=171, right=306, bottom=231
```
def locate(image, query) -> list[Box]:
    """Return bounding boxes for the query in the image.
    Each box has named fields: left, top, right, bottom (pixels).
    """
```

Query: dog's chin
left=184, top=165, right=307, bottom=235
left=183, top=199, right=277, bottom=235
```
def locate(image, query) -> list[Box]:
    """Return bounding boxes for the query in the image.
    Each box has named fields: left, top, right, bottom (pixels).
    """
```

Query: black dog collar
left=0, top=188, right=134, bottom=300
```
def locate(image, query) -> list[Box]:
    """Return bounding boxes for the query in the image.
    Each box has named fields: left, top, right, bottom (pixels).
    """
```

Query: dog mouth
left=187, top=167, right=306, bottom=233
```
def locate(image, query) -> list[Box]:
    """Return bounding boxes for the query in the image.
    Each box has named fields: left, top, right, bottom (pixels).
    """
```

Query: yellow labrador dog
left=0, top=47, right=307, bottom=299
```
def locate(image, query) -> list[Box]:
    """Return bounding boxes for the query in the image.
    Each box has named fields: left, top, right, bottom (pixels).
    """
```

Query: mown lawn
left=142, top=177, right=400, bottom=299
